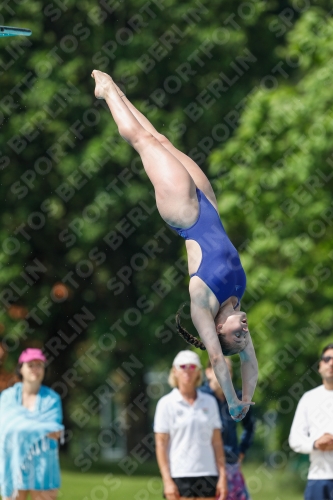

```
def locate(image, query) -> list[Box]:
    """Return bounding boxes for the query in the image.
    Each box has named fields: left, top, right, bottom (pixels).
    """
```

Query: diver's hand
left=229, top=399, right=254, bottom=422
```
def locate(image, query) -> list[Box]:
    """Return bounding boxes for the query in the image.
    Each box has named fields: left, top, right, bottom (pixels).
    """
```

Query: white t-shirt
left=154, top=388, right=222, bottom=478
left=289, top=385, right=333, bottom=479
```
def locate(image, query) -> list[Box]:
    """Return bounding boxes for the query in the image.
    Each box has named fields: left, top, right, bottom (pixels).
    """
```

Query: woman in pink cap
left=0, top=348, right=64, bottom=500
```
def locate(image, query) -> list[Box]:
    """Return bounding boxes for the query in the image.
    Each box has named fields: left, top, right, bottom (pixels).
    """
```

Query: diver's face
left=217, top=312, right=249, bottom=351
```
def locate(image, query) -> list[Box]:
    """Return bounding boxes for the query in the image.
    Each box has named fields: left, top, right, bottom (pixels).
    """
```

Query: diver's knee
left=156, top=133, right=171, bottom=148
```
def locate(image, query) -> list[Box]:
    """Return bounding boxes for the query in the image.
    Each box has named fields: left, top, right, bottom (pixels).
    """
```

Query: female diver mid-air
left=91, top=70, right=258, bottom=421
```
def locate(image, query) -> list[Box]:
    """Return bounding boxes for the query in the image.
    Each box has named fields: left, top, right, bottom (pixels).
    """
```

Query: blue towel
left=0, top=383, right=64, bottom=497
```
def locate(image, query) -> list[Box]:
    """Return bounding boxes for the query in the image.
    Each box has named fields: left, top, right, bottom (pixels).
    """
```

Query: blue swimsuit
left=169, top=189, right=246, bottom=305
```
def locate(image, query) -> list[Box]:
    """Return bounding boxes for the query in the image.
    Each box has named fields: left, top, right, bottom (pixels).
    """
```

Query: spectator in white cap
left=154, top=350, right=227, bottom=500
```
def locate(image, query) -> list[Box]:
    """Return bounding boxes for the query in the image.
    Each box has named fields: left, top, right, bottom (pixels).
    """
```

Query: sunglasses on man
left=177, top=364, right=198, bottom=370
left=321, top=356, right=333, bottom=363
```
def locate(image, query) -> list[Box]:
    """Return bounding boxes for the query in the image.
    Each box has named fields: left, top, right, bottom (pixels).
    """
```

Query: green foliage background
left=1, top=0, right=333, bottom=453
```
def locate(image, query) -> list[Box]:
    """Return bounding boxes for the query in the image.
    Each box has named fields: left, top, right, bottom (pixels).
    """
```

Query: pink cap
left=18, top=348, right=47, bottom=364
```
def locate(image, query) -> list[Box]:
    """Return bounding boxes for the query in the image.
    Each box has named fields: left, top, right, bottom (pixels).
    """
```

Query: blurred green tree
left=209, top=5, right=333, bottom=445
left=1, top=0, right=332, bottom=454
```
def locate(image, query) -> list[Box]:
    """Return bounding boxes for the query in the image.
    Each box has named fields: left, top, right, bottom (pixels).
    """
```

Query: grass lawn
left=59, top=462, right=305, bottom=500
left=0, top=461, right=305, bottom=499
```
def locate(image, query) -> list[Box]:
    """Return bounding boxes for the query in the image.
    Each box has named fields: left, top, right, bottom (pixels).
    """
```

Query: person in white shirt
left=289, top=343, right=333, bottom=500
left=154, top=350, right=227, bottom=500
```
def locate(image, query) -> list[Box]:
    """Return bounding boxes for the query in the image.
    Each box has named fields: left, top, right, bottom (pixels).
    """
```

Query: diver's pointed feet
left=91, top=69, right=115, bottom=100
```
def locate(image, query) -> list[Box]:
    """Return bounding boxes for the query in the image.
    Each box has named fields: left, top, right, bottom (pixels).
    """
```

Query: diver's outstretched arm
left=191, top=304, right=253, bottom=421
left=239, top=334, right=258, bottom=403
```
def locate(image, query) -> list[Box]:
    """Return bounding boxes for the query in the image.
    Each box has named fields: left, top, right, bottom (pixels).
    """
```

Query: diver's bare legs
left=113, top=83, right=218, bottom=210
left=91, top=70, right=198, bottom=228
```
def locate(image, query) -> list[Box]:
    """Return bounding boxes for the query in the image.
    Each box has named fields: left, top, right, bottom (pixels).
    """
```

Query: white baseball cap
left=172, top=350, right=202, bottom=368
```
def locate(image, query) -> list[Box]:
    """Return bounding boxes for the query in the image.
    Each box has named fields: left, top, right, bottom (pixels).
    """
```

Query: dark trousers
left=305, top=480, right=333, bottom=500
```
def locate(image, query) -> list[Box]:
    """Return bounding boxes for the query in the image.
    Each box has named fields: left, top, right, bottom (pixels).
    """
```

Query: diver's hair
left=175, top=308, right=206, bottom=351
left=175, top=307, right=244, bottom=355
left=218, top=334, right=237, bottom=356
